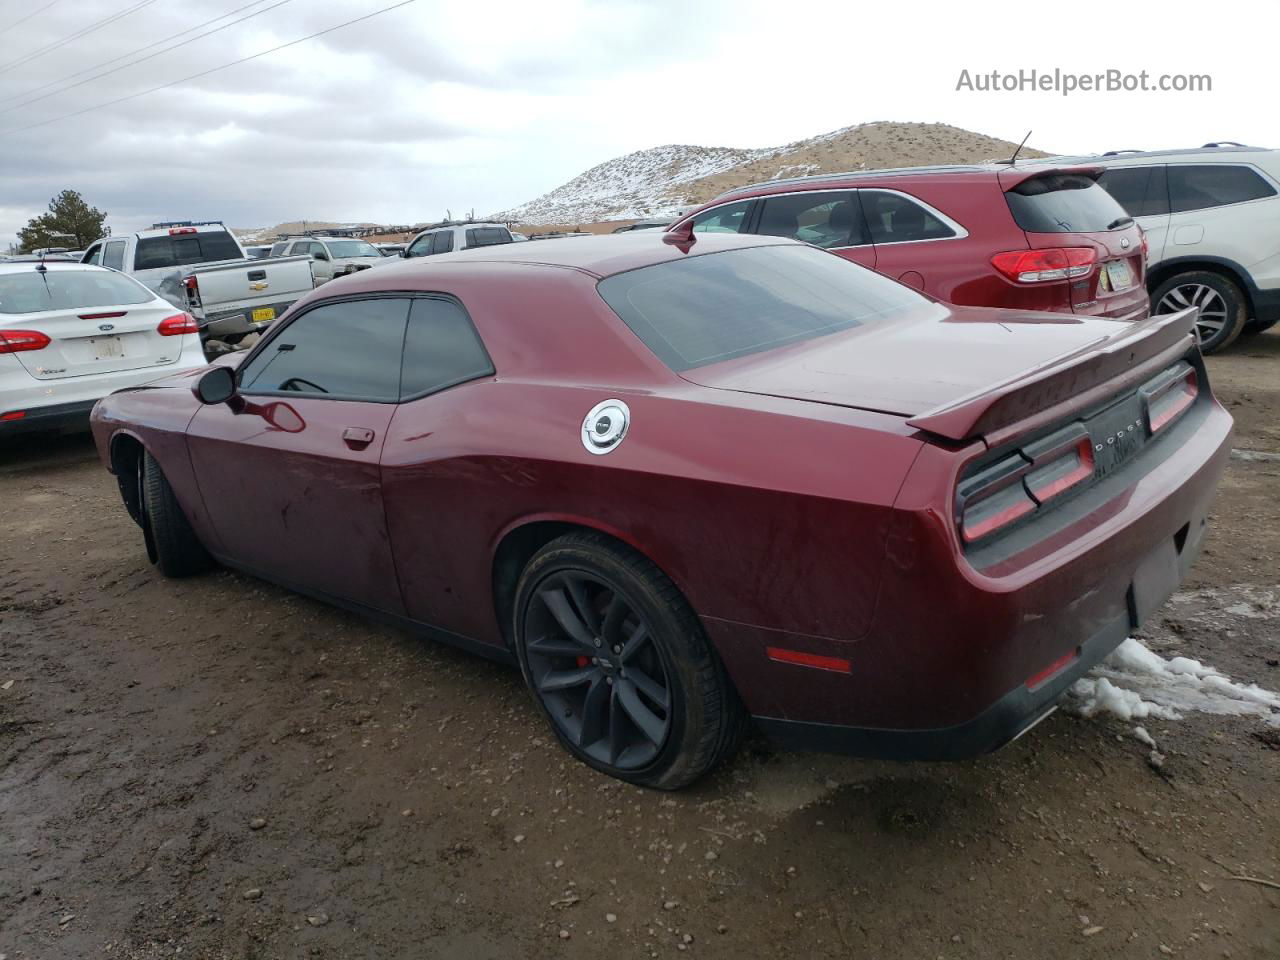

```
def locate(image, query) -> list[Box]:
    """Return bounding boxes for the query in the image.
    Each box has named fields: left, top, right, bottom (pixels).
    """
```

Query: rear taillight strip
left=1141, top=364, right=1198, bottom=434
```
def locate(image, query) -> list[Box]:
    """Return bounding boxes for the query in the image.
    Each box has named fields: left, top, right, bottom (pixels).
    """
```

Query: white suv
left=270, top=236, right=384, bottom=283
left=1086, top=144, right=1280, bottom=353
left=400, top=222, right=514, bottom=259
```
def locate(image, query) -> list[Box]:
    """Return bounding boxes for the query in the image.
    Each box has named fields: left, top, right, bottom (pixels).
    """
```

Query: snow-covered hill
left=494, top=122, right=1047, bottom=226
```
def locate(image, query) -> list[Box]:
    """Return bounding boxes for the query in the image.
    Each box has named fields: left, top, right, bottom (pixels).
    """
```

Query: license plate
left=90, top=336, right=123, bottom=360
left=251, top=307, right=275, bottom=324
left=1105, top=259, right=1133, bottom=291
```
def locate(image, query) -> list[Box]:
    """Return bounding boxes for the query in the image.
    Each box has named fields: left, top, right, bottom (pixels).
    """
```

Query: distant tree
left=17, top=190, right=108, bottom=252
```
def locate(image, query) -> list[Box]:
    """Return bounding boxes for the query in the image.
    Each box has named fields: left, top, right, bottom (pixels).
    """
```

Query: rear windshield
left=1005, top=173, right=1131, bottom=233
left=0, top=269, right=152, bottom=314
left=134, top=230, right=243, bottom=270
left=597, top=245, right=926, bottom=371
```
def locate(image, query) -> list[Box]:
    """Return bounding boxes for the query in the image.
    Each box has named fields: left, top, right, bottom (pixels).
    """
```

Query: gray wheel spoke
left=565, top=576, right=600, bottom=633
left=626, top=665, right=669, bottom=711
left=578, top=677, right=610, bottom=746
left=539, top=587, right=595, bottom=647
left=617, top=678, right=666, bottom=745
left=618, top=623, right=649, bottom=663
left=607, top=687, right=624, bottom=765
left=527, top=634, right=588, bottom=658
left=538, top=666, right=595, bottom=693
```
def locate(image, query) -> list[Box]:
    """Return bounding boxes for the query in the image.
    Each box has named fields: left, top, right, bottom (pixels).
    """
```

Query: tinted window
left=1096, top=166, right=1170, bottom=217
left=134, top=230, right=243, bottom=270
left=432, top=232, right=454, bottom=255
left=400, top=297, right=494, bottom=398
left=239, top=298, right=410, bottom=401
left=860, top=191, right=957, bottom=243
left=755, top=191, right=866, bottom=248
left=406, top=233, right=434, bottom=258
left=0, top=269, right=152, bottom=314
left=690, top=200, right=751, bottom=234
left=464, top=227, right=511, bottom=248
left=597, top=245, right=926, bottom=372
left=1167, top=164, right=1277, bottom=213
left=1004, top=174, right=1131, bottom=233
left=102, top=241, right=127, bottom=270
left=83, top=244, right=103, bottom=266
left=270, top=242, right=289, bottom=257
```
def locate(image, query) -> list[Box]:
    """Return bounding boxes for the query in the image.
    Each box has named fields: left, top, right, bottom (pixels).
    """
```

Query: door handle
left=342, top=426, right=375, bottom=448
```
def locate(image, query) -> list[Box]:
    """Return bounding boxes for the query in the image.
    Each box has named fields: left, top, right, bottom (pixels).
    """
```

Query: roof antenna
left=1009, top=130, right=1032, bottom=166
left=36, top=249, right=48, bottom=273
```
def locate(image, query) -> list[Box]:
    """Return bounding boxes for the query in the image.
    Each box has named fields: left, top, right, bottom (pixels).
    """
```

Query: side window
left=754, top=191, right=866, bottom=248
left=400, top=297, right=494, bottom=399
left=406, top=233, right=434, bottom=258
left=1167, top=164, right=1278, bottom=213
left=83, top=244, right=103, bottom=266
left=432, top=232, right=454, bottom=254
left=1097, top=166, right=1170, bottom=217
left=690, top=200, right=752, bottom=234
left=308, top=242, right=328, bottom=260
left=270, top=242, right=288, bottom=257
left=464, top=227, right=510, bottom=248
left=102, top=240, right=127, bottom=270
left=860, top=191, right=957, bottom=244
left=239, top=298, right=411, bottom=401
left=288, top=241, right=308, bottom=256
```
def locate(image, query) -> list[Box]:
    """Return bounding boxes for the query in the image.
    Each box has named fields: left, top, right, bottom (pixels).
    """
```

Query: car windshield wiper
left=1107, top=216, right=1135, bottom=230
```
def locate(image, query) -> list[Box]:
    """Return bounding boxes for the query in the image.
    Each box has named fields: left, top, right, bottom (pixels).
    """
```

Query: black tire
left=513, top=531, right=746, bottom=790
left=141, top=451, right=213, bottom=578
left=1151, top=271, right=1247, bottom=355
left=1240, top=316, right=1279, bottom=337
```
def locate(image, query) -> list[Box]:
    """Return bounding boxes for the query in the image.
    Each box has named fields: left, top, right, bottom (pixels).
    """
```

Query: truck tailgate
left=185, top=255, right=315, bottom=321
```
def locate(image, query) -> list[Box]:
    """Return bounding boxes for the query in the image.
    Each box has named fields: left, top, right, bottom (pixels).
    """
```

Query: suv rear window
left=134, top=230, right=243, bottom=270
left=1004, top=173, right=1130, bottom=233
left=597, top=245, right=925, bottom=371
left=0, top=269, right=152, bottom=314
left=464, top=227, right=511, bottom=248
left=1167, top=164, right=1277, bottom=213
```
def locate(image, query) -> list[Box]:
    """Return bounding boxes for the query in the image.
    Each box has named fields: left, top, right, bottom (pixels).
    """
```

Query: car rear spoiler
left=996, top=164, right=1105, bottom=190
left=906, top=307, right=1199, bottom=444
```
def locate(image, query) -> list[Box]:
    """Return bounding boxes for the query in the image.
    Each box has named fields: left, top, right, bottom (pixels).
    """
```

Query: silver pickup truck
left=81, top=221, right=315, bottom=342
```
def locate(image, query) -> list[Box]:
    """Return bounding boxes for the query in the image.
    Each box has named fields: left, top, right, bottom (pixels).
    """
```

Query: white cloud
left=0, top=0, right=1272, bottom=247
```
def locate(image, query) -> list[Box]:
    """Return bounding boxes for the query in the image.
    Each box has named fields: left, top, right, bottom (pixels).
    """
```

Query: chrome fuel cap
left=582, top=399, right=630, bottom=455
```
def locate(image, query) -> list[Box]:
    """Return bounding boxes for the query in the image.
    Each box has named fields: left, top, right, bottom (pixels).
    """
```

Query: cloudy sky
left=0, top=0, right=1272, bottom=248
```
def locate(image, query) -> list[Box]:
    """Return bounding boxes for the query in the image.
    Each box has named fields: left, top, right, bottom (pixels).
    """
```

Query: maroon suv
left=669, top=163, right=1150, bottom=321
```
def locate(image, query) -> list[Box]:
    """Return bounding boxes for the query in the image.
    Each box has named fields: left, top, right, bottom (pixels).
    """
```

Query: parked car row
left=668, top=142, right=1279, bottom=354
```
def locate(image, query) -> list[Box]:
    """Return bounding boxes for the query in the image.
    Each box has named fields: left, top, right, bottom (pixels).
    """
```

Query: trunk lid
left=681, top=303, right=1199, bottom=442
left=6, top=301, right=188, bottom=380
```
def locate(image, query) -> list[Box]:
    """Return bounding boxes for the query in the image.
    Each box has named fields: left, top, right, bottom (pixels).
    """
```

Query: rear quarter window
left=1096, top=166, right=1170, bottom=217
left=1167, top=164, right=1277, bottom=213
left=464, top=227, right=511, bottom=248
left=597, top=244, right=926, bottom=371
left=1005, top=174, right=1130, bottom=233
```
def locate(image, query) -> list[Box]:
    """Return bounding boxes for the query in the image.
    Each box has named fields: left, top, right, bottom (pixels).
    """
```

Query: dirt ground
left=2, top=334, right=1278, bottom=960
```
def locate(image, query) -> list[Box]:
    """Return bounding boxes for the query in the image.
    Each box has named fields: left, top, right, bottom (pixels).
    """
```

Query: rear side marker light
left=1026, top=650, right=1079, bottom=690
left=2, top=411, right=26, bottom=421
left=991, top=247, right=1096, bottom=283
left=766, top=647, right=852, bottom=674
left=157, top=313, right=199, bottom=336
left=0, top=329, right=51, bottom=353
left=1142, top=365, right=1198, bottom=434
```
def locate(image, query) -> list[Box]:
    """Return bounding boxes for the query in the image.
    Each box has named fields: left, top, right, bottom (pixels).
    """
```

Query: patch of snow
left=1067, top=638, right=1280, bottom=727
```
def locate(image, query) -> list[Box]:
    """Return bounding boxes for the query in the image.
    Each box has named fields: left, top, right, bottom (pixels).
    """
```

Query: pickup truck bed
left=178, top=255, right=316, bottom=340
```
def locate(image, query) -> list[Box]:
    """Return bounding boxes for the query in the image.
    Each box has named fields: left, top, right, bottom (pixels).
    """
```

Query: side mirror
left=400, top=249, right=409, bottom=258
left=194, top=365, right=237, bottom=405
left=313, top=251, right=329, bottom=262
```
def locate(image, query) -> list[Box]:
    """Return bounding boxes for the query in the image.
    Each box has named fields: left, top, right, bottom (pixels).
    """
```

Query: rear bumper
left=0, top=398, right=97, bottom=436
left=199, top=298, right=299, bottom=339
left=755, top=607, right=1130, bottom=760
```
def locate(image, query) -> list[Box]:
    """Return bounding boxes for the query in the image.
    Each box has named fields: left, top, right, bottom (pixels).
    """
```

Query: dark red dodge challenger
left=91, top=232, right=1231, bottom=789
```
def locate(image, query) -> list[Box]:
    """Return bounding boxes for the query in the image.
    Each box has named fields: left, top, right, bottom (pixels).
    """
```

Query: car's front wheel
left=141, top=451, right=213, bottom=578
left=1151, top=271, right=1246, bottom=354
left=513, top=532, right=745, bottom=790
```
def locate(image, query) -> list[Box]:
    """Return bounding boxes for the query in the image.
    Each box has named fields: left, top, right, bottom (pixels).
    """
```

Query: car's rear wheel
left=1151, top=271, right=1246, bottom=354
left=513, top=532, right=745, bottom=790
left=141, top=451, right=213, bottom=578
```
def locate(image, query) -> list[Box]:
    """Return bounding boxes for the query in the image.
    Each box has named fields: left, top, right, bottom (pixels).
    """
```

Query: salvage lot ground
left=2, top=335, right=1278, bottom=960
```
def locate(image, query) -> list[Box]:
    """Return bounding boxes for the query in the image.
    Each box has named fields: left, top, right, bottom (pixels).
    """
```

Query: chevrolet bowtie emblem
left=249, top=281, right=268, bottom=291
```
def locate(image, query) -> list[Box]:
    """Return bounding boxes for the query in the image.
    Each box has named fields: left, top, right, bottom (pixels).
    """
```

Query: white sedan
left=0, top=261, right=207, bottom=436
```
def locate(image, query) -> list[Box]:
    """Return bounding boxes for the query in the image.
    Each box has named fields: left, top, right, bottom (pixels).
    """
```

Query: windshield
left=0, top=268, right=153, bottom=314
left=597, top=244, right=927, bottom=371
left=326, top=240, right=381, bottom=258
